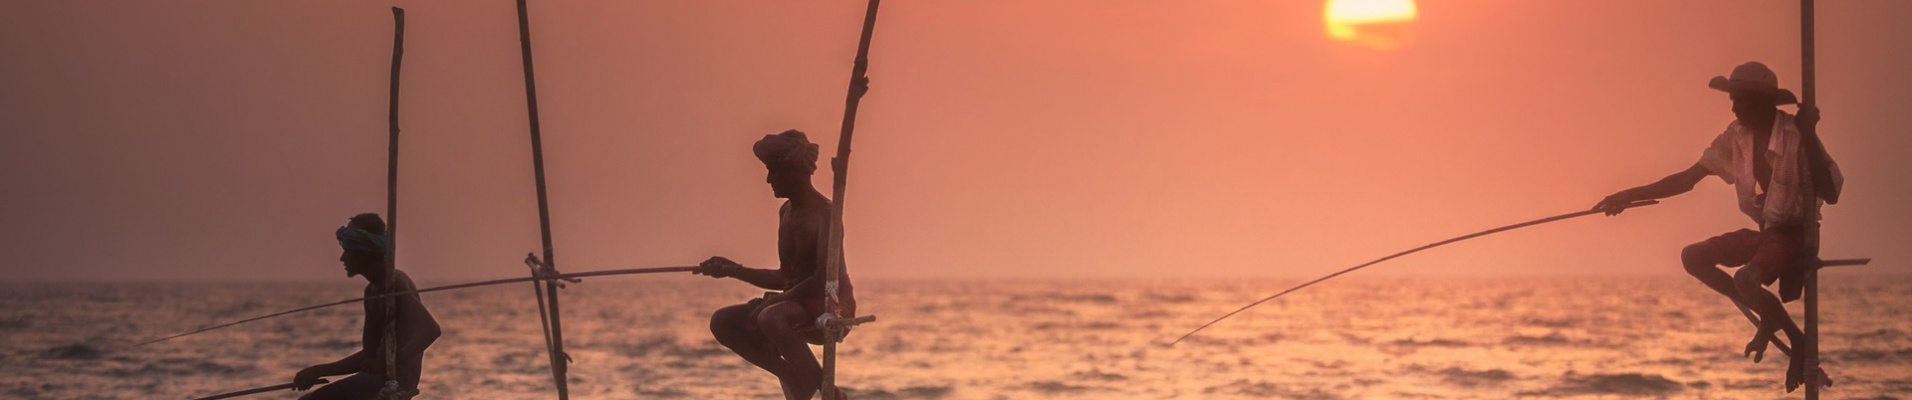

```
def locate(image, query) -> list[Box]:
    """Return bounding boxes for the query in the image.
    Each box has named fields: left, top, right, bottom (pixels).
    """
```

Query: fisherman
left=1593, top=61, right=1841, bottom=392
left=694, top=129, right=858, bottom=400
left=291, top=213, right=442, bottom=400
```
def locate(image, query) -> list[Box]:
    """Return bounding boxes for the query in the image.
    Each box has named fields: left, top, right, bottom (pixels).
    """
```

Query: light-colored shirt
left=1696, top=111, right=1842, bottom=232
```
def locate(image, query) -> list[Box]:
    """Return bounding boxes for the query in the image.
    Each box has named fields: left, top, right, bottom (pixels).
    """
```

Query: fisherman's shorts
left=1703, top=227, right=1808, bottom=300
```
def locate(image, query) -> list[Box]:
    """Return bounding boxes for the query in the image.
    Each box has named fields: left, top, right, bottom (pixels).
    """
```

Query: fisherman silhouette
left=693, top=130, right=859, bottom=400
left=1594, top=61, right=1841, bottom=393
left=291, top=213, right=442, bottom=400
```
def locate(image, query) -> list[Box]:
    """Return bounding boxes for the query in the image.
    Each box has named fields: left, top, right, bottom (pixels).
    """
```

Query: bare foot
left=1785, top=356, right=1805, bottom=392
left=1744, top=330, right=1774, bottom=363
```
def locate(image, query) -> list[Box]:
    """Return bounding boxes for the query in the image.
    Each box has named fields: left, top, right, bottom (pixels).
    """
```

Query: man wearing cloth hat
left=693, top=129, right=858, bottom=400
left=1594, top=61, right=1842, bottom=392
left=291, top=213, right=442, bottom=400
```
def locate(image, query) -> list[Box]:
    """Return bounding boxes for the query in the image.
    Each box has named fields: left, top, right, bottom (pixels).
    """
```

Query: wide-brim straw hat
left=1708, top=61, right=1798, bottom=105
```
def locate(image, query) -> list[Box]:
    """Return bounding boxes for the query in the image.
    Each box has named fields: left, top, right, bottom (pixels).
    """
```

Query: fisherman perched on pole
left=292, top=213, right=441, bottom=400
left=1593, top=61, right=1842, bottom=392
left=694, top=129, right=860, bottom=400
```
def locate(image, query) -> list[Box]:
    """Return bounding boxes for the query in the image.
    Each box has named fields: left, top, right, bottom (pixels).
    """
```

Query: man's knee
left=753, top=302, right=802, bottom=334
left=1682, top=242, right=1718, bottom=273
left=710, top=304, right=751, bottom=335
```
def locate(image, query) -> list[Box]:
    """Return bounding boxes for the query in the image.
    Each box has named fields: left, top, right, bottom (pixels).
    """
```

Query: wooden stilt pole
left=381, top=7, right=406, bottom=399
left=820, top=1, right=883, bottom=398
left=1799, top=1, right=1822, bottom=398
left=512, top=0, right=570, bottom=398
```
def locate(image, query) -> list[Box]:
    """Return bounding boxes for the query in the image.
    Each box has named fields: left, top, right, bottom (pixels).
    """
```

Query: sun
left=1324, top=0, right=1417, bottom=50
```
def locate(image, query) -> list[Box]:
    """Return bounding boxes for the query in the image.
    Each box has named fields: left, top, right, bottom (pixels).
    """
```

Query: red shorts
left=1704, top=227, right=1808, bottom=300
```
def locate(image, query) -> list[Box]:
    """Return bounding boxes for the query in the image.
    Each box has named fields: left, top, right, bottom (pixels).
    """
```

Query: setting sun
left=1324, top=0, right=1418, bottom=50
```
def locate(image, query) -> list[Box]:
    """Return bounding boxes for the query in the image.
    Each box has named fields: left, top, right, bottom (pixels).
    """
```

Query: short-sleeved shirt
left=1695, top=111, right=1842, bottom=238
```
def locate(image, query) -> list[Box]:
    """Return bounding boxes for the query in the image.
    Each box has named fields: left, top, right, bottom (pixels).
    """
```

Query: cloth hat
left=753, top=129, right=820, bottom=174
left=1708, top=61, right=1798, bottom=105
left=336, top=213, right=389, bottom=254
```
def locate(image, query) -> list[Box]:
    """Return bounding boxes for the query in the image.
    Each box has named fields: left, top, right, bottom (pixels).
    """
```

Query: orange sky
left=2, top=1, right=1907, bottom=282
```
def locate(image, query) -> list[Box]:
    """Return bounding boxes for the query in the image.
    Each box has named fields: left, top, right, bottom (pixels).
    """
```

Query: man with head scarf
left=693, top=129, right=858, bottom=400
left=291, top=213, right=442, bottom=400
left=1594, top=61, right=1842, bottom=392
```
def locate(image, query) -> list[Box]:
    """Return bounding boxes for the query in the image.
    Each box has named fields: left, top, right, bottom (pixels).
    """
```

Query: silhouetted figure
left=694, top=130, right=858, bottom=400
left=1594, top=62, right=1842, bottom=392
left=291, top=213, right=442, bottom=400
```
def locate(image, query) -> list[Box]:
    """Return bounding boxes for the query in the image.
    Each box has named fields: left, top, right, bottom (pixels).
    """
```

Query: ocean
left=5, top=275, right=1909, bottom=399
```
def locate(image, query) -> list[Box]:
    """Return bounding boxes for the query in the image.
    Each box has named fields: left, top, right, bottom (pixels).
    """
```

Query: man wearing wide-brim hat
left=1593, top=61, right=1842, bottom=393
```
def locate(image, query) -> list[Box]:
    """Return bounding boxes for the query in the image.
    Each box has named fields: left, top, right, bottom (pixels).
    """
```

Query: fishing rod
left=131, top=261, right=695, bottom=348
left=1170, top=200, right=1661, bottom=345
left=188, top=378, right=325, bottom=400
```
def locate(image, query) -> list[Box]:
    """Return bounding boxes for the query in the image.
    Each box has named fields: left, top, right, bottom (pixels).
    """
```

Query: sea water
left=5, top=275, right=1909, bottom=399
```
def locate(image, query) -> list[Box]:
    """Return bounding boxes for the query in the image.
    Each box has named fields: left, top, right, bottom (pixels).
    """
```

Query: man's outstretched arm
left=1594, top=162, right=1711, bottom=215
left=694, top=257, right=786, bottom=290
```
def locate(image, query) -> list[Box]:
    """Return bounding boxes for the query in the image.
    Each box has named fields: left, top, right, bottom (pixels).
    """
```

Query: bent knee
left=752, top=302, right=804, bottom=333
left=710, top=304, right=753, bottom=333
left=1681, top=242, right=1718, bottom=268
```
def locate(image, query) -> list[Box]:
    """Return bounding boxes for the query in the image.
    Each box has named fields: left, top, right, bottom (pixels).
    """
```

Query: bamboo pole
left=381, top=7, right=405, bottom=398
left=819, top=1, right=882, bottom=398
left=510, top=0, right=571, bottom=398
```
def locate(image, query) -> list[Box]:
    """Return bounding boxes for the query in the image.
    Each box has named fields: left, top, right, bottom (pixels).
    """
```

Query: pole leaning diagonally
left=512, top=0, right=570, bottom=398
left=820, top=1, right=883, bottom=398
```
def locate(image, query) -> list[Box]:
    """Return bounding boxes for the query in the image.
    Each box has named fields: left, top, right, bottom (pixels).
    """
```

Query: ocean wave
left=1008, top=293, right=1120, bottom=304
left=1407, top=365, right=1515, bottom=388
left=852, top=385, right=954, bottom=399
left=1070, top=369, right=1127, bottom=381
left=1385, top=338, right=1470, bottom=348
left=1142, top=291, right=1196, bottom=303
left=1830, top=348, right=1912, bottom=363
left=1020, top=380, right=1101, bottom=394
left=40, top=344, right=105, bottom=360
left=1853, top=328, right=1905, bottom=340
left=1201, top=379, right=1342, bottom=400
left=1501, top=332, right=1598, bottom=347
left=1517, top=372, right=1684, bottom=397
left=108, top=358, right=244, bottom=377
left=1029, top=321, right=1122, bottom=331
left=632, top=387, right=690, bottom=398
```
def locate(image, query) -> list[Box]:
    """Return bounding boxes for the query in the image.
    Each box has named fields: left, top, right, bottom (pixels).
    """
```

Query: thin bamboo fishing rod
left=1169, top=200, right=1661, bottom=346
left=510, top=0, right=571, bottom=397
left=131, top=266, right=696, bottom=348
left=189, top=378, right=326, bottom=400
left=819, top=1, right=882, bottom=398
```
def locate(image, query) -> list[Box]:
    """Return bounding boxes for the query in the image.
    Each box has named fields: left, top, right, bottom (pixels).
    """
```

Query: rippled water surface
left=5, top=276, right=1910, bottom=399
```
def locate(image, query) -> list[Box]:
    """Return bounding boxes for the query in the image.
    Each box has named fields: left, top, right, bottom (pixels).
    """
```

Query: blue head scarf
left=336, top=213, right=388, bottom=254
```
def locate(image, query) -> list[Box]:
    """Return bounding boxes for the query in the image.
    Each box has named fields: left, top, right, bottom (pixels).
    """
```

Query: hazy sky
left=3, top=1, right=1907, bottom=282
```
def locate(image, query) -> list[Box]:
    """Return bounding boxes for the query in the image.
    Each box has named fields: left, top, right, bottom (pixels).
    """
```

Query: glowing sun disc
left=1324, top=0, right=1417, bottom=50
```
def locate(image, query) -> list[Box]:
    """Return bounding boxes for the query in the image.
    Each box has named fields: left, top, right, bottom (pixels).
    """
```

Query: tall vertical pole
left=820, top=1, right=881, bottom=399
left=513, top=0, right=570, bottom=398
left=1798, top=1, right=1820, bottom=398
left=382, top=7, right=406, bottom=397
